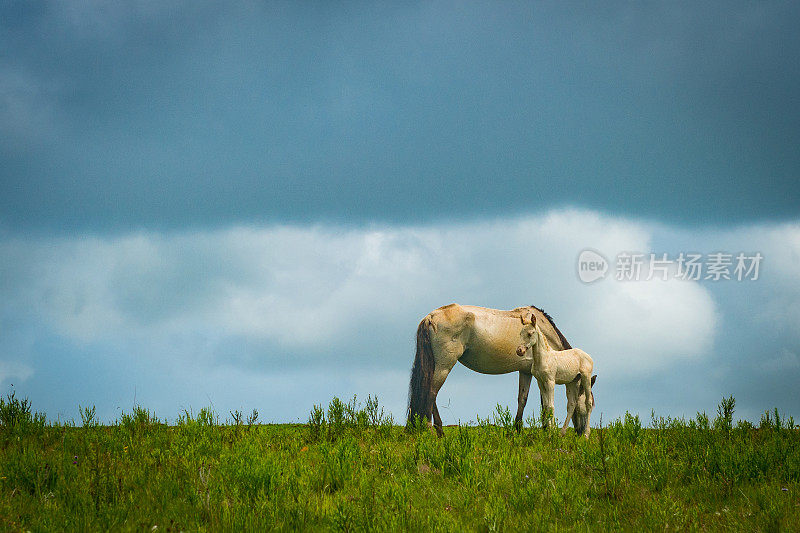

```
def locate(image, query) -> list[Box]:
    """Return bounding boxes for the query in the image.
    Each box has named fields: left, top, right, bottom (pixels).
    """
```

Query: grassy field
left=0, top=393, right=798, bottom=532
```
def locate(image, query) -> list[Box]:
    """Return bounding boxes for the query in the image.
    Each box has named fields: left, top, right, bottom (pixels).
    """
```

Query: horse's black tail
left=407, top=316, right=435, bottom=429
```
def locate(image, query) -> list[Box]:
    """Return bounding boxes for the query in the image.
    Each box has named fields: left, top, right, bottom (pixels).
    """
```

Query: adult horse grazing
left=407, top=304, right=589, bottom=436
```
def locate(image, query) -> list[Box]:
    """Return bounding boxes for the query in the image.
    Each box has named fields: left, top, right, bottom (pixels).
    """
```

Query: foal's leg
left=514, top=372, right=533, bottom=431
left=560, top=382, right=574, bottom=436
left=537, top=378, right=556, bottom=429
left=545, top=379, right=557, bottom=429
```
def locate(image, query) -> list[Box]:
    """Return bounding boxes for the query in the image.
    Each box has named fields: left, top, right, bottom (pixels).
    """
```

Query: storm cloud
left=2, top=2, right=799, bottom=232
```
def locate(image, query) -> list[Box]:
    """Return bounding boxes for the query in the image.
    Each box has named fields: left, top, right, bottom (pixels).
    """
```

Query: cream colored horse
left=516, top=318, right=595, bottom=437
left=407, top=304, right=590, bottom=436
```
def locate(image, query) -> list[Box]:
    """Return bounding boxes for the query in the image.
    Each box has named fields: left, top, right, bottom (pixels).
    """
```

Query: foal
left=516, top=317, right=595, bottom=437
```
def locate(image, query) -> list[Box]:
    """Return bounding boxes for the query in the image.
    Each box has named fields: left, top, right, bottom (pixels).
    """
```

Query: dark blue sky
left=2, top=2, right=799, bottom=233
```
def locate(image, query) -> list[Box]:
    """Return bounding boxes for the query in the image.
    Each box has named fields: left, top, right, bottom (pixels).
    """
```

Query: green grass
left=1, top=392, right=798, bottom=531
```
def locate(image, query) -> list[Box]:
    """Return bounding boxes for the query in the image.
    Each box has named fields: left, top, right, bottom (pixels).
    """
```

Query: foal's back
left=551, top=348, right=593, bottom=384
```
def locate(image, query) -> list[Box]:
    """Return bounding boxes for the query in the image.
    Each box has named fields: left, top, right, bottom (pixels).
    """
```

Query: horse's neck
left=531, top=329, right=553, bottom=368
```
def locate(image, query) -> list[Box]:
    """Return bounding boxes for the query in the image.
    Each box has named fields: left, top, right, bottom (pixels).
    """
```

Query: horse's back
left=424, top=304, right=569, bottom=349
left=421, top=304, right=572, bottom=374
left=422, top=304, right=569, bottom=375
left=425, top=303, right=474, bottom=334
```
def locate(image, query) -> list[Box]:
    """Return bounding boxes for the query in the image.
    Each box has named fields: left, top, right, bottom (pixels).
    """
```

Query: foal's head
left=515, top=317, right=540, bottom=357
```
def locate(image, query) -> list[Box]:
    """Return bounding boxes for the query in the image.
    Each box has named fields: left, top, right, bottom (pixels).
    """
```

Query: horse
left=516, top=317, right=595, bottom=437
left=407, top=304, right=589, bottom=436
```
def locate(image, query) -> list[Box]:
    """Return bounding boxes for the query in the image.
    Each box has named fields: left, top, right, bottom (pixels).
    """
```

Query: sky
left=1, top=2, right=799, bottom=426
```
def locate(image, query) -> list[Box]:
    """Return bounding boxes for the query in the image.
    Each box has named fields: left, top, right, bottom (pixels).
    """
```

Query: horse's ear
left=521, top=312, right=535, bottom=325
left=591, top=375, right=597, bottom=386
left=465, top=312, right=476, bottom=325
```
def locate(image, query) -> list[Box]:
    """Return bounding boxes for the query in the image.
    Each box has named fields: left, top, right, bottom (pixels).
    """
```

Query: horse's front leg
left=514, top=372, right=533, bottom=432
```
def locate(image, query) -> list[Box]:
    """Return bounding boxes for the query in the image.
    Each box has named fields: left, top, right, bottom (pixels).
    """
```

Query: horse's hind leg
left=428, top=337, right=464, bottom=437
left=515, top=372, right=533, bottom=431
left=431, top=403, right=442, bottom=435
left=430, top=365, right=455, bottom=437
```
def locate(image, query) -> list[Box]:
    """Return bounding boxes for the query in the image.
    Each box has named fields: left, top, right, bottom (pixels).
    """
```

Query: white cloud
left=5, top=208, right=800, bottom=422
left=2, top=209, right=719, bottom=378
left=656, top=220, right=800, bottom=346
left=738, top=223, right=800, bottom=338
left=0, top=361, right=34, bottom=386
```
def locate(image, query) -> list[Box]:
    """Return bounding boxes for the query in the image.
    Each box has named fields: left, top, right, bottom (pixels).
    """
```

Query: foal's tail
left=407, top=316, right=435, bottom=429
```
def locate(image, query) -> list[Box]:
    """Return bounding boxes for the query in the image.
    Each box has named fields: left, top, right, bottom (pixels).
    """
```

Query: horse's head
left=516, top=317, right=539, bottom=357
left=572, top=374, right=597, bottom=434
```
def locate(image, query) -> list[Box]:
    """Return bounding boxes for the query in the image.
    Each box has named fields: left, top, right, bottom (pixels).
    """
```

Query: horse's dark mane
left=530, top=305, right=572, bottom=350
